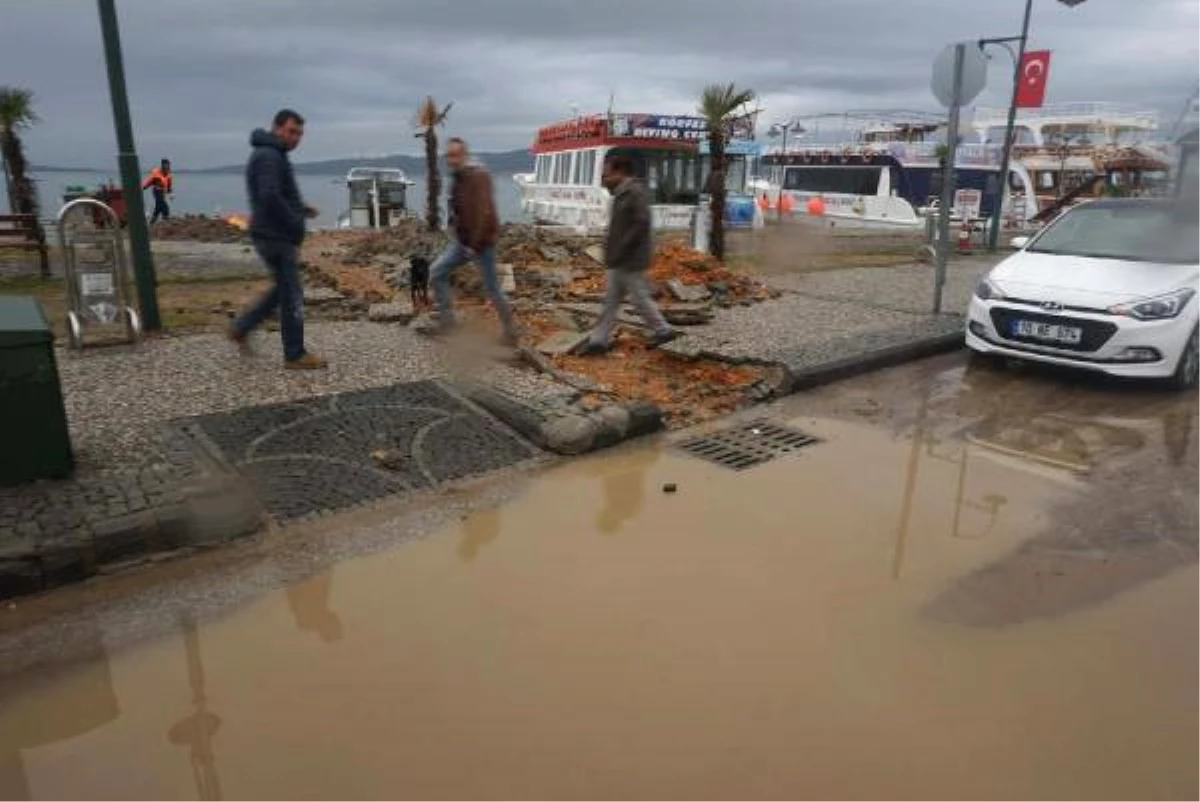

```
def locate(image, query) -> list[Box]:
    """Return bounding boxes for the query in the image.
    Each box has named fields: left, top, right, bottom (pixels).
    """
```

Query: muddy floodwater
left=1, top=355, right=1196, bottom=800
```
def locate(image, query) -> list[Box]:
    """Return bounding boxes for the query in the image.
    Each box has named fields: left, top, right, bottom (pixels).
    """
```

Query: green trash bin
left=0, top=296, right=74, bottom=484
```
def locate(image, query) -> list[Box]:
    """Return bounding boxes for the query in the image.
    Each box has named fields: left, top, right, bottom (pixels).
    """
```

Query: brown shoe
left=284, top=352, right=328, bottom=370
left=227, top=325, right=252, bottom=355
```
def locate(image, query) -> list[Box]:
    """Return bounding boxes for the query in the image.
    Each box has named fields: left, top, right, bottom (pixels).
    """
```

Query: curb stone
left=783, top=324, right=965, bottom=392
left=462, top=384, right=664, bottom=456
left=0, top=474, right=264, bottom=601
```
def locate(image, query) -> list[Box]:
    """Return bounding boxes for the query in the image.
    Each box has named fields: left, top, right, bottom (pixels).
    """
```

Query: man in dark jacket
left=580, top=153, right=676, bottom=355
left=422, top=137, right=519, bottom=345
left=230, top=109, right=325, bottom=369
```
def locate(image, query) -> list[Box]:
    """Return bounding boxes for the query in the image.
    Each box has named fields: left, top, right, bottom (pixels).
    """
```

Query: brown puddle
left=0, top=417, right=1195, bottom=800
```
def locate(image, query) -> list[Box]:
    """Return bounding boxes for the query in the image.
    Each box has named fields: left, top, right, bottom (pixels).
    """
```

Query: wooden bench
left=0, top=214, right=50, bottom=278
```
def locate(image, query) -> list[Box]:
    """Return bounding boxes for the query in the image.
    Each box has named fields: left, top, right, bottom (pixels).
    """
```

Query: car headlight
left=1108, top=288, right=1196, bottom=320
left=974, top=279, right=1005, bottom=301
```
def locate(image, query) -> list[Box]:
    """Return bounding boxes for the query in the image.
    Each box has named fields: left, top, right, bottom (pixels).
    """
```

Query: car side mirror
left=1009, top=236, right=1030, bottom=249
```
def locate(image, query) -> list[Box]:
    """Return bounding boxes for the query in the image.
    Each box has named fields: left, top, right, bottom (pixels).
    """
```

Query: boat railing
left=974, top=102, right=1159, bottom=130
left=346, top=167, right=414, bottom=185
left=766, top=141, right=1005, bottom=167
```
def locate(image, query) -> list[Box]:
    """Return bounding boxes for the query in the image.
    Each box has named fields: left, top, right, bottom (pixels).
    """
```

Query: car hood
left=989, top=250, right=1200, bottom=306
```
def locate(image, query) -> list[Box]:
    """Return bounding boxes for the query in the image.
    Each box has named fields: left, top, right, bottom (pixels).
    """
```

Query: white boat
left=515, top=112, right=764, bottom=233
left=757, top=104, right=1170, bottom=231
left=973, top=102, right=1170, bottom=218
left=335, top=167, right=416, bottom=229
left=759, top=112, right=1035, bottom=230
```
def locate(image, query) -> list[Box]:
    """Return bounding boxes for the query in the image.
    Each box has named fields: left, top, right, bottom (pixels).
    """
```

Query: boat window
left=556, top=153, right=573, bottom=184
left=382, top=185, right=408, bottom=206
left=725, top=157, right=748, bottom=193
left=536, top=155, right=550, bottom=183
left=782, top=166, right=881, bottom=194
left=575, top=150, right=595, bottom=185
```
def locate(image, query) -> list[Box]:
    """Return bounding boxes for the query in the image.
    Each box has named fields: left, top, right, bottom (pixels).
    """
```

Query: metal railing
left=973, top=102, right=1159, bottom=130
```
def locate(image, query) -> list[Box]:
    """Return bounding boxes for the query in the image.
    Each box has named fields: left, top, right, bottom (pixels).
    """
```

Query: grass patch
left=0, top=274, right=267, bottom=337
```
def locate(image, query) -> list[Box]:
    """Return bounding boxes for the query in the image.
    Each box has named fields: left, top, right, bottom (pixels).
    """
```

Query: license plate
left=1012, top=319, right=1083, bottom=344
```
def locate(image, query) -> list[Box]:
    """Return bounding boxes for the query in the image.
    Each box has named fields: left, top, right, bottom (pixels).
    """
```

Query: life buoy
left=862, top=149, right=874, bottom=163
left=820, top=150, right=830, bottom=164
left=841, top=147, right=853, bottom=163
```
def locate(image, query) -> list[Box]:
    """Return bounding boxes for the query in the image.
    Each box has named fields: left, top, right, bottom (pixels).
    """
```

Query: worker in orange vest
left=142, top=159, right=174, bottom=223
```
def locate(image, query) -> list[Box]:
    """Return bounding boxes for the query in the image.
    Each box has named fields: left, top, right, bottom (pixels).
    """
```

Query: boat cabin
left=520, top=113, right=760, bottom=230
left=344, top=167, right=414, bottom=229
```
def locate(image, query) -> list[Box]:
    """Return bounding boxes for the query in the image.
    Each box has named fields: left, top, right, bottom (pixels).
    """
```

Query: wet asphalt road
left=0, top=352, right=1195, bottom=800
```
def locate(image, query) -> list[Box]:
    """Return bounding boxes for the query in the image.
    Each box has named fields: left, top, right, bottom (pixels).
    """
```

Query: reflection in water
left=926, top=439, right=1007, bottom=541
left=595, top=447, right=659, bottom=536
left=925, top=377, right=1198, bottom=626
left=458, top=508, right=502, bottom=563
left=286, top=570, right=343, bottom=643
left=0, top=617, right=119, bottom=800
left=166, top=613, right=223, bottom=801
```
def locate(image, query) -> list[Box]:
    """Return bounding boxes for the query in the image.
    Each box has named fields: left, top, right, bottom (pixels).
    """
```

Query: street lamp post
left=97, top=0, right=160, bottom=330
left=768, top=121, right=804, bottom=221
left=983, top=0, right=1088, bottom=252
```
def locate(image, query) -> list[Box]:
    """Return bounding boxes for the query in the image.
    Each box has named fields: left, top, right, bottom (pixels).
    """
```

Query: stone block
left=303, top=287, right=345, bottom=304
left=0, top=558, right=42, bottom=600
left=368, top=302, right=416, bottom=324
left=662, top=304, right=714, bottom=326
left=539, top=245, right=570, bottom=263
left=536, top=330, right=590, bottom=356
left=541, top=414, right=598, bottom=455
left=665, top=279, right=711, bottom=303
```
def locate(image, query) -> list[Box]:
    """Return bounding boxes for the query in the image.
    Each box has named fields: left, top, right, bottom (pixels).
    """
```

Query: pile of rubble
left=152, top=215, right=248, bottom=243
left=296, top=223, right=784, bottom=425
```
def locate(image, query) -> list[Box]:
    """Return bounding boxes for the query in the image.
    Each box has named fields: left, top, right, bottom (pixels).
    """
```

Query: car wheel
left=1168, top=327, right=1199, bottom=391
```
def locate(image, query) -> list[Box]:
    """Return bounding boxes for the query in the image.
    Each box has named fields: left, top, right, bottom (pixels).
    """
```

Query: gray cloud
left=1, top=0, right=1196, bottom=168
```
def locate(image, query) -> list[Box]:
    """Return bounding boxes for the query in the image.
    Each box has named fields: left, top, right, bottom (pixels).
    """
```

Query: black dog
left=409, top=255, right=430, bottom=309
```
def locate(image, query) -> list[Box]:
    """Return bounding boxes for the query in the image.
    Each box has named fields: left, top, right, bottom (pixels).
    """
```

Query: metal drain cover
left=677, top=419, right=819, bottom=470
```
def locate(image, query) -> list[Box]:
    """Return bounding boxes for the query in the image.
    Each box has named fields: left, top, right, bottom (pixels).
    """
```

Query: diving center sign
left=609, top=113, right=707, bottom=142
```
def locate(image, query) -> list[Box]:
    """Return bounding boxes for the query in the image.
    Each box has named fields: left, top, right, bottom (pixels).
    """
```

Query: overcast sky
left=2, top=0, right=1196, bottom=168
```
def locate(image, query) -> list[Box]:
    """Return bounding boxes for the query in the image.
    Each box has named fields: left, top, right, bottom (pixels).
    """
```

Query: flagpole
left=986, top=0, right=1033, bottom=252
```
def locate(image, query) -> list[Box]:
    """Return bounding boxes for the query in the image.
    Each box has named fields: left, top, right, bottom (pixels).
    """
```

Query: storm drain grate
left=676, top=419, right=820, bottom=471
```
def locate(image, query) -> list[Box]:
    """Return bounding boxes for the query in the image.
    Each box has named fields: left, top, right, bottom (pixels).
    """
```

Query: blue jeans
left=234, top=238, right=306, bottom=360
left=429, top=241, right=516, bottom=335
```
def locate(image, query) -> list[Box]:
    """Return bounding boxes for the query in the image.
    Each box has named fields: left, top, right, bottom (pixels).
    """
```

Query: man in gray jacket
left=580, top=153, right=677, bottom=355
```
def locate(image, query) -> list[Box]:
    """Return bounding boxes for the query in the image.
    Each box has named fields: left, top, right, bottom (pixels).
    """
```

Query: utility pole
left=934, top=44, right=966, bottom=315
left=984, top=0, right=1032, bottom=253
left=97, top=0, right=160, bottom=330
left=985, top=0, right=1089, bottom=252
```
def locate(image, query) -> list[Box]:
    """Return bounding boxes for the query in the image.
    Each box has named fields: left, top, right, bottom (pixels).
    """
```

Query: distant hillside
left=194, top=148, right=533, bottom=176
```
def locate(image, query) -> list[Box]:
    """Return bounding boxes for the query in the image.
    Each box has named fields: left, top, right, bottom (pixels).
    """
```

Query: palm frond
left=698, top=83, right=756, bottom=127
left=0, top=86, right=38, bottom=132
left=416, top=95, right=452, bottom=129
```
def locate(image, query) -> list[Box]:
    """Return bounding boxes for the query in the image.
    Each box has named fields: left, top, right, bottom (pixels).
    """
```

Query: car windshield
left=1028, top=204, right=1199, bottom=264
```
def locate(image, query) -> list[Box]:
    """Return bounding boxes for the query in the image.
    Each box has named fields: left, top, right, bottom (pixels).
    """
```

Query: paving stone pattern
left=176, top=379, right=541, bottom=521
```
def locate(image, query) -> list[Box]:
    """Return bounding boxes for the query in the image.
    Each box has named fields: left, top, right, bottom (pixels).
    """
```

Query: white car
left=966, top=199, right=1199, bottom=390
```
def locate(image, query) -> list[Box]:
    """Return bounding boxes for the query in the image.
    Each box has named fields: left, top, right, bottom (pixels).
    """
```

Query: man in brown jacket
left=424, top=137, right=518, bottom=344
left=580, top=153, right=677, bottom=355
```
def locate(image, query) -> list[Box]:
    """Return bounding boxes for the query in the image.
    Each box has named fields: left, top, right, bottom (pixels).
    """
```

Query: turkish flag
left=1016, top=50, right=1052, bottom=108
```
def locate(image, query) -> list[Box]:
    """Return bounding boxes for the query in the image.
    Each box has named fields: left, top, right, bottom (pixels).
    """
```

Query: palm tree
left=415, top=96, right=452, bottom=231
left=698, top=83, right=755, bottom=261
left=0, top=86, right=40, bottom=220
